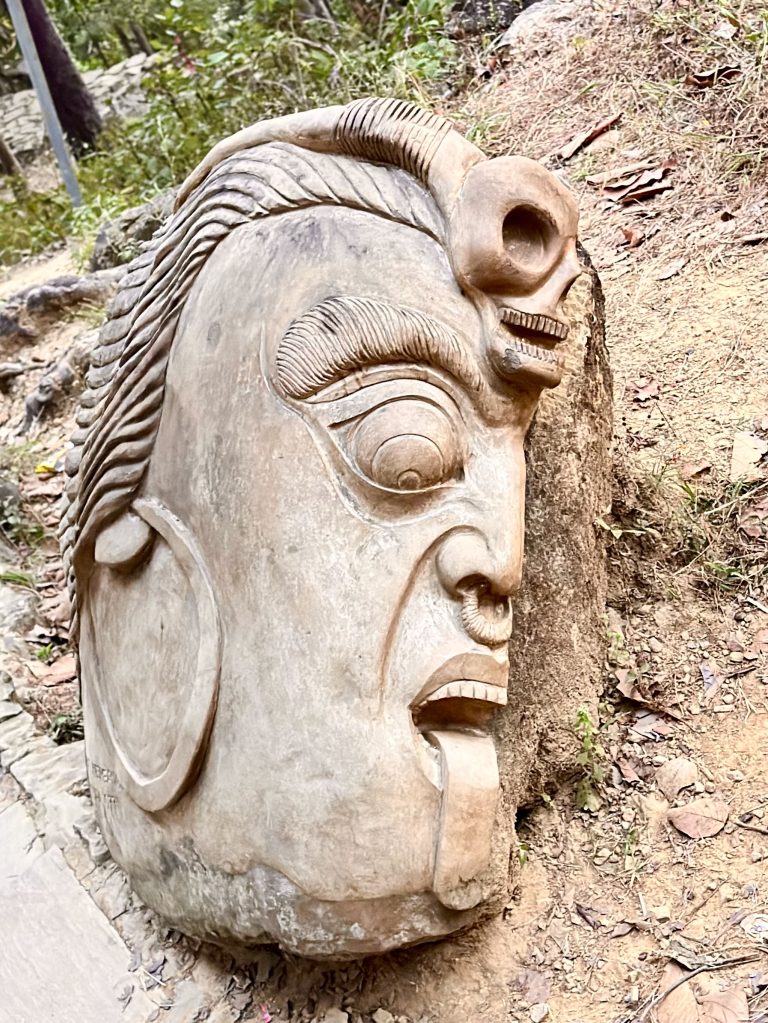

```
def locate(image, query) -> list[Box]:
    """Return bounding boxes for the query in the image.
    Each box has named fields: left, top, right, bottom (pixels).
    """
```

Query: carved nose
left=436, top=530, right=522, bottom=603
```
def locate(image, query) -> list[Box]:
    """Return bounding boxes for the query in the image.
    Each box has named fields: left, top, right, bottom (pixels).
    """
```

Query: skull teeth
left=500, top=306, right=569, bottom=341
left=422, top=680, right=508, bottom=706
left=504, top=338, right=561, bottom=365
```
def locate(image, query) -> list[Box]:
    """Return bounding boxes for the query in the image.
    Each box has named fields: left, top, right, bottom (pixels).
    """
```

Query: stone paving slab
left=0, top=800, right=43, bottom=881
left=0, top=846, right=155, bottom=1023
left=10, top=739, right=87, bottom=801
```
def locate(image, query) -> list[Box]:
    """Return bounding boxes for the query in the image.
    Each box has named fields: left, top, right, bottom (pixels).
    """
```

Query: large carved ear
left=80, top=498, right=221, bottom=812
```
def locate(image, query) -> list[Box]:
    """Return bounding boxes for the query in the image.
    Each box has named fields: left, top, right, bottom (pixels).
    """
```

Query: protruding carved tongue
left=424, top=729, right=500, bottom=911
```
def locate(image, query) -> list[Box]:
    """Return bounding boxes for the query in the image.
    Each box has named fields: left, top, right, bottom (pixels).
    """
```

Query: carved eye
left=350, top=399, right=461, bottom=493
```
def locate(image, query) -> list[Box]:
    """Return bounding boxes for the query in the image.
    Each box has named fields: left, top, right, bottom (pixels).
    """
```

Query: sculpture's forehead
left=172, top=207, right=535, bottom=428
left=189, top=206, right=470, bottom=332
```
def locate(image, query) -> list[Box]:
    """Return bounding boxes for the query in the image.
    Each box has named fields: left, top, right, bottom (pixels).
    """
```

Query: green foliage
left=36, top=642, right=55, bottom=662
left=0, top=0, right=458, bottom=264
left=0, top=569, right=36, bottom=588
left=574, top=706, right=605, bottom=814
left=49, top=709, right=85, bottom=745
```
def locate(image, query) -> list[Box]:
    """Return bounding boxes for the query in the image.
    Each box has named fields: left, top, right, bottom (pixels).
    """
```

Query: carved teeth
left=423, top=680, right=508, bottom=706
left=500, top=306, right=569, bottom=341
left=503, top=337, right=561, bottom=365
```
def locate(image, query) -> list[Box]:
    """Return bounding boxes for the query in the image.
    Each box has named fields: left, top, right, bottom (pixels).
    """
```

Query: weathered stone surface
left=497, top=0, right=599, bottom=55
left=74, top=810, right=111, bottom=864
left=0, top=699, right=21, bottom=721
left=0, top=801, right=44, bottom=880
left=0, top=770, right=22, bottom=810
left=62, top=98, right=608, bottom=958
left=34, top=789, right=90, bottom=850
left=0, top=709, right=37, bottom=756
left=500, top=251, right=611, bottom=813
left=10, top=739, right=87, bottom=802
left=0, top=584, right=37, bottom=635
left=0, top=846, right=154, bottom=1023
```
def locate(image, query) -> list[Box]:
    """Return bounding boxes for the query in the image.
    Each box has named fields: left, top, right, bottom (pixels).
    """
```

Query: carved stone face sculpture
left=61, top=99, right=580, bottom=958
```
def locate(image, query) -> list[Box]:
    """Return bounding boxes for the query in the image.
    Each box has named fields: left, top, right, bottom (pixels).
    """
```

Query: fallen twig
left=735, top=819, right=768, bottom=838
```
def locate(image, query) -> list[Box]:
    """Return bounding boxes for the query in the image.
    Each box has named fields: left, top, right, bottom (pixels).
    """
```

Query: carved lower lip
left=500, top=305, right=569, bottom=341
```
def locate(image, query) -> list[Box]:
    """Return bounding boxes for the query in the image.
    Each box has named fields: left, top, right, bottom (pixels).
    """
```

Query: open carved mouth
left=495, top=305, right=568, bottom=388
left=410, top=653, right=507, bottom=909
left=413, top=680, right=507, bottom=733
left=410, top=654, right=508, bottom=736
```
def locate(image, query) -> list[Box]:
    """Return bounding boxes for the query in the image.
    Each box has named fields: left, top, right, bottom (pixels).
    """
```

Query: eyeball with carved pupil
left=352, top=400, right=460, bottom=492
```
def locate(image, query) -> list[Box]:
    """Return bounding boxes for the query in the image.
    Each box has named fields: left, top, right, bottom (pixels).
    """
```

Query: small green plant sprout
left=517, top=841, right=530, bottom=867
left=574, top=706, right=606, bottom=814
left=36, top=643, right=55, bottom=663
left=595, top=515, right=661, bottom=542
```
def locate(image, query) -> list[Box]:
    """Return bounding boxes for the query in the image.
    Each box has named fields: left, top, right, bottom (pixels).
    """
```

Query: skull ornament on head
left=61, top=98, right=580, bottom=958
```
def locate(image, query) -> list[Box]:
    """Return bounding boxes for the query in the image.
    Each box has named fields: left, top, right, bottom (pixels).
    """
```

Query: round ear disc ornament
left=82, top=498, right=221, bottom=812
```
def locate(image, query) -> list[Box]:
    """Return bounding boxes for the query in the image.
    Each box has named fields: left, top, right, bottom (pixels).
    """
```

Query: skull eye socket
left=502, top=205, right=556, bottom=273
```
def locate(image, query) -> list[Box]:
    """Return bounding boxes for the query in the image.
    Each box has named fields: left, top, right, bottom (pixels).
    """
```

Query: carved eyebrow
left=276, top=296, right=483, bottom=400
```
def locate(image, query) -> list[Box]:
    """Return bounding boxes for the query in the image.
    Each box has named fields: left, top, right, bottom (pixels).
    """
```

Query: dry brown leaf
left=656, top=757, right=698, bottom=801
left=41, top=653, right=77, bottom=687
left=656, top=964, right=699, bottom=1023
left=730, top=431, right=768, bottom=482
left=616, top=757, right=642, bottom=784
left=655, top=966, right=748, bottom=1023
left=628, top=710, right=672, bottom=740
left=668, top=797, right=729, bottom=839
left=685, top=65, right=741, bottom=88
left=738, top=494, right=768, bottom=539
left=699, top=986, right=749, bottom=1022
left=620, top=226, right=644, bottom=248
left=559, top=112, right=622, bottom=160
left=681, top=460, right=712, bottom=480
left=587, top=159, right=655, bottom=186
left=630, top=377, right=660, bottom=402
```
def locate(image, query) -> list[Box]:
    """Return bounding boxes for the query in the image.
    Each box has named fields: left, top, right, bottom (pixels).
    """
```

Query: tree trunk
left=115, top=26, right=135, bottom=58
left=20, top=0, right=103, bottom=156
left=0, top=133, right=23, bottom=176
left=129, top=22, right=153, bottom=55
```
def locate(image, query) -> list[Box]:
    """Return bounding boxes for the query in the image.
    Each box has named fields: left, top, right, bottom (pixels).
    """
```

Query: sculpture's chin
left=130, top=853, right=486, bottom=960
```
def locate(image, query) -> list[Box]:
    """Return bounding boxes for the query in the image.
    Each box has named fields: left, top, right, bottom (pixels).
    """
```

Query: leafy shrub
left=0, top=0, right=459, bottom=264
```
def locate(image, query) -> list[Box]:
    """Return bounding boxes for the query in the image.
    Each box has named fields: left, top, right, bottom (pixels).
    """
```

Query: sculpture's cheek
left=80, top=500, right=220, bottom=812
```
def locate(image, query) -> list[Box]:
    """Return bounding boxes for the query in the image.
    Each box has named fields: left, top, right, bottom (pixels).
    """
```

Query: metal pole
left=5, top=0, right=82, bottom=206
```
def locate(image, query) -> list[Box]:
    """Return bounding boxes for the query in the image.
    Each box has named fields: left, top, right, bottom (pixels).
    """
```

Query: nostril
left=456, top=573, right=489, bottom=596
